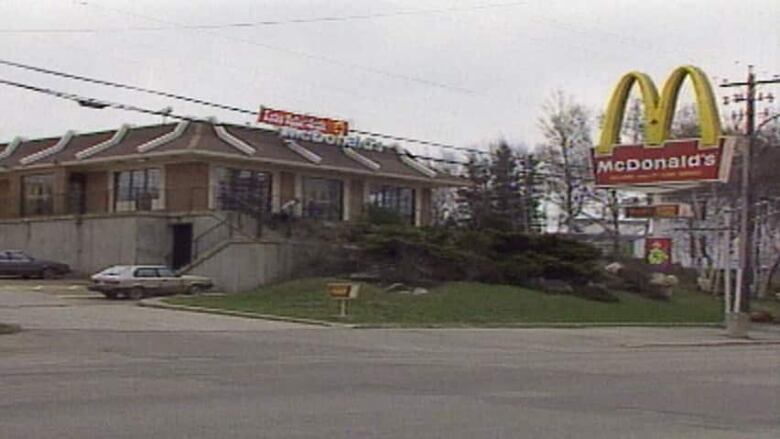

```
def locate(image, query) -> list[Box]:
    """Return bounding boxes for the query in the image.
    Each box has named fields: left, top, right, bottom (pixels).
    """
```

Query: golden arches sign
left=595, top=65, right=721, bottom=156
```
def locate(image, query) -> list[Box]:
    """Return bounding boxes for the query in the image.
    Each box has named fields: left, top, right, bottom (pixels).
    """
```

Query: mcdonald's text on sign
left=593, top=138, right=734, bottom=187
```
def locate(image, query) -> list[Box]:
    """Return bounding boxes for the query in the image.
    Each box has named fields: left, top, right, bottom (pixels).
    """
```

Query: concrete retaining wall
left=0, top=213, right=224, bottom=275
left=0, top=213, right=308, bottom=292
left=185, top=240, right=313, bottom=293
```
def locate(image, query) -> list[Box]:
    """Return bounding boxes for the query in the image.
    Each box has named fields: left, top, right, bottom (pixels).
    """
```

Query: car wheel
left=187, top=285, right=204, bottom=295
left=127, top=288, right=145, bottom=301
left=41, top=268, right=57, bottom=279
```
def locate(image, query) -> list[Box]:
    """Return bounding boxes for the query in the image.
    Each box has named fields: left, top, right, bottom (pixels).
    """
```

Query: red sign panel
left=625, top=204, right=689, bottom=219
left=645, top=238, right=672, bottom=267
left=592, top=138, right=734, bottom=187
left=258, top=107, right=348, bottom=136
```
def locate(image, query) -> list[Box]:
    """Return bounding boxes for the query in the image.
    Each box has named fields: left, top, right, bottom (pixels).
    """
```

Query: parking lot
left=0, top=279, right=307, bottom=331
left=2, top=279, right=780, bottom=438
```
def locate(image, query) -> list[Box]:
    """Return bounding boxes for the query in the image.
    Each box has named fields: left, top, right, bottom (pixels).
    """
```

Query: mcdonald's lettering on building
left=592, top=65, right=735, bottom=188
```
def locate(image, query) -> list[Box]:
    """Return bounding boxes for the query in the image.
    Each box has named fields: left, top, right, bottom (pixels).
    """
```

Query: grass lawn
left=163, top=278, right=760, bottom=326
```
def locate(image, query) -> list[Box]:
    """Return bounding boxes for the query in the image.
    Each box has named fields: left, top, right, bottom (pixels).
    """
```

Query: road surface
left=1, top=281, right=778, bottom=438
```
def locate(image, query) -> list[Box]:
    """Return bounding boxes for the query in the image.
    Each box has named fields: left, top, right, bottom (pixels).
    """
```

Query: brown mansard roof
left=0, top=121, right=463, bottom=185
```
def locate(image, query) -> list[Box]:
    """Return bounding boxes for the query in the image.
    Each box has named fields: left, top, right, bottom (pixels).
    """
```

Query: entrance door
left=171, top=224, right=193, bottom=270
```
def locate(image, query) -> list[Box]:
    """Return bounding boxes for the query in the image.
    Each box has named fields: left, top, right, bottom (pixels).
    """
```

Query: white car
left=89, top=265, right=213, bottom=300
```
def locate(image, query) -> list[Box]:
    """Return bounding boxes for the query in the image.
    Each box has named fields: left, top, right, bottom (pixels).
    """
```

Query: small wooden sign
left=327, top=283, right=359, bottom=299
left=326, top=283, right=360, bottom=318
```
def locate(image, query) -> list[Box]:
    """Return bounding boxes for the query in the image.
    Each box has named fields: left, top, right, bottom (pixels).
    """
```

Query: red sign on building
left=592, top=138, right=735, bottom=188
left=645, top=238, right=673, bottom=267
left=258, top=107, right=349, bottom=136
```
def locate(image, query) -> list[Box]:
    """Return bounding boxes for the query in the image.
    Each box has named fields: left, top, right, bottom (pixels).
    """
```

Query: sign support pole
left=724, top=209, right=732, bottom=317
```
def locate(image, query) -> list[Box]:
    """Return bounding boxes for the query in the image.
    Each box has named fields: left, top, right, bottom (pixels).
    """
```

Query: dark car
left=0, top=250, right=71, bottom=279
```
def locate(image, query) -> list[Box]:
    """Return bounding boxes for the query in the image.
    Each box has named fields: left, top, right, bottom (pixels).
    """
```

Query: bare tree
left=537, top=90, right=593, bottom=233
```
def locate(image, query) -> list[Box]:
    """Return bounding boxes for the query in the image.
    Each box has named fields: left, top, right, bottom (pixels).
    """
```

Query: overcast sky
left=0, top=0, right=777, bottom=157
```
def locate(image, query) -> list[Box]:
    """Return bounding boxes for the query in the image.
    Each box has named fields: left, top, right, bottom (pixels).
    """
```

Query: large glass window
left=214, top=167, right=272, bottom=214
left=114, top=168, right=161, bottom=212
left=22, top=174, right=55, bottom=216
left=369, top=185, right=416, bottom=224
left=302, top=177, right=343, bottom=221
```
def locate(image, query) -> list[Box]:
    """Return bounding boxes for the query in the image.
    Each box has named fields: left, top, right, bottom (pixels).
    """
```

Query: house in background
left=0, top=119, right=463, bottom=291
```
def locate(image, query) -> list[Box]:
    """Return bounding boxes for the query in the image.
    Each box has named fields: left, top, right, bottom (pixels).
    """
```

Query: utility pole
left=720, top=66, right=780, bottom=313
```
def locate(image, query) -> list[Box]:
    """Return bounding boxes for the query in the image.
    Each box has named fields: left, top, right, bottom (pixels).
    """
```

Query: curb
left=138, top=297, right=355, bottom=328
left=133, top=300, right=729, bottom=330
left=623, top=339, right=780, bottom=348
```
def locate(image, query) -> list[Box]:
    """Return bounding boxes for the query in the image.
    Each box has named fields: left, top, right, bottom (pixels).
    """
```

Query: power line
left=82, top=2, right=475, bottom=94
left=0, top=58, right=489, bottom=155
left=0, top=77, right=200, bottom=122
left=0, top=2, right=528, bottom=34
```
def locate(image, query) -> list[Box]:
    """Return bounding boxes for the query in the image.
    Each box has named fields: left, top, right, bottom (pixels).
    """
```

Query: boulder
left=605, top=262, right=624, bottom=274
left=649, top=273, right=679, bottom=299
left=538, top=278, right=575, bottom=295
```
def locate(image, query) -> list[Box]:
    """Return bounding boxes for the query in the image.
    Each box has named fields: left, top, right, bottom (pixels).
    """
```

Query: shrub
left=341, top=225, right=604, bottom=298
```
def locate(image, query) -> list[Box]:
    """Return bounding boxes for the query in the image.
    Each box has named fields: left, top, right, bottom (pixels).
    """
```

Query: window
left=114, top=168, right=161, bottom=212
left=156, top=267, right=176, bottom=277
left=369, top=185, right=416, bottom=224
left=7, top=251, right=32, bottom=261
left=22, top=174, right=55, bottom=216
left=302, top=177, right=343, bottom=221
left=134, top=267, right=158, bottom=278
left=214, top=167, right=272, bottom=214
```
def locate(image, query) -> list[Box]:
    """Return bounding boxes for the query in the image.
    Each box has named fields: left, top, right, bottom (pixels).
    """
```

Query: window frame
left=368, top=184, right=416, bottom=224
left=21, top=173, right=56, bottom=217
left=113, top=168, right=162, bottom=212
left=301, top=176, right=344, bottom=221
left=213, top=166, right=273, bottom=213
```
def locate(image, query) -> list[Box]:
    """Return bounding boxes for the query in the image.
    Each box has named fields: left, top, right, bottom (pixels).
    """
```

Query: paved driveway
left=1, top=279, right=779, bottom=438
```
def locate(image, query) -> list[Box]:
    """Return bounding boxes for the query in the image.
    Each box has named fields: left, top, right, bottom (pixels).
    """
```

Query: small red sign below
left=625, top=204, right=692, bottom=219
left=258, top=107, right=349, bottom=136
left=592, top=138, right=735, bottom=188
left=645, top=238, right=673, bottom=267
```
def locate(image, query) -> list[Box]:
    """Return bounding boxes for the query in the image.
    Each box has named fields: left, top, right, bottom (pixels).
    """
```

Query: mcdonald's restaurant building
left=0, top=119, right=463, bottom=291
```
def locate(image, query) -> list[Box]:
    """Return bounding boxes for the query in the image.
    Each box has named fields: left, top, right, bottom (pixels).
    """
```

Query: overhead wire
left=0, top=58, right=490, bottom=155
left=81, top=1, right=476, bottom=94
left=0, top=1, right=528, bottom=33
left=0, top=76, right=591, bottom=181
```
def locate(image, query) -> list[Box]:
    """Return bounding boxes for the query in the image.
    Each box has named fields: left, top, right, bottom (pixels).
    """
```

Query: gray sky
left=1, top=0, right=778, bottom=157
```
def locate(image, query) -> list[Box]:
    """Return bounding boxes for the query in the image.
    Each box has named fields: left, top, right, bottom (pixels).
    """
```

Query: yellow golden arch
left=596, top=65, right=721, bottom=156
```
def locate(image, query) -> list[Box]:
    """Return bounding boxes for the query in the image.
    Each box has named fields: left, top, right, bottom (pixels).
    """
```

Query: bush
left=343, top=225, right=604, bottom=298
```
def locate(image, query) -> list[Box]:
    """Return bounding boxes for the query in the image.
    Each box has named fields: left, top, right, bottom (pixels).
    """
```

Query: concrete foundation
left=0, top=213, right=304, bottom=292
left=725, top=312, right=751, bottom=338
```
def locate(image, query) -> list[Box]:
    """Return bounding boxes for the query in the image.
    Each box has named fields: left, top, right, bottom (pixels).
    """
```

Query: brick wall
left=84, top=171, right=109, bottom=213
left=349, top=178, right=365, bottom=221
left=0, top=177, right=10, bottom=218
left=420, top=187, right=432, bottom=226
left=280, top=171, right=296, bottom=205
left=165, top=162, right=209, bottom=212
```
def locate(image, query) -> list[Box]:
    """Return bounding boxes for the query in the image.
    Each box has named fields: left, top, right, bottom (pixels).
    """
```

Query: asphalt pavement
left=1, top=281, right=779, bottom=438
